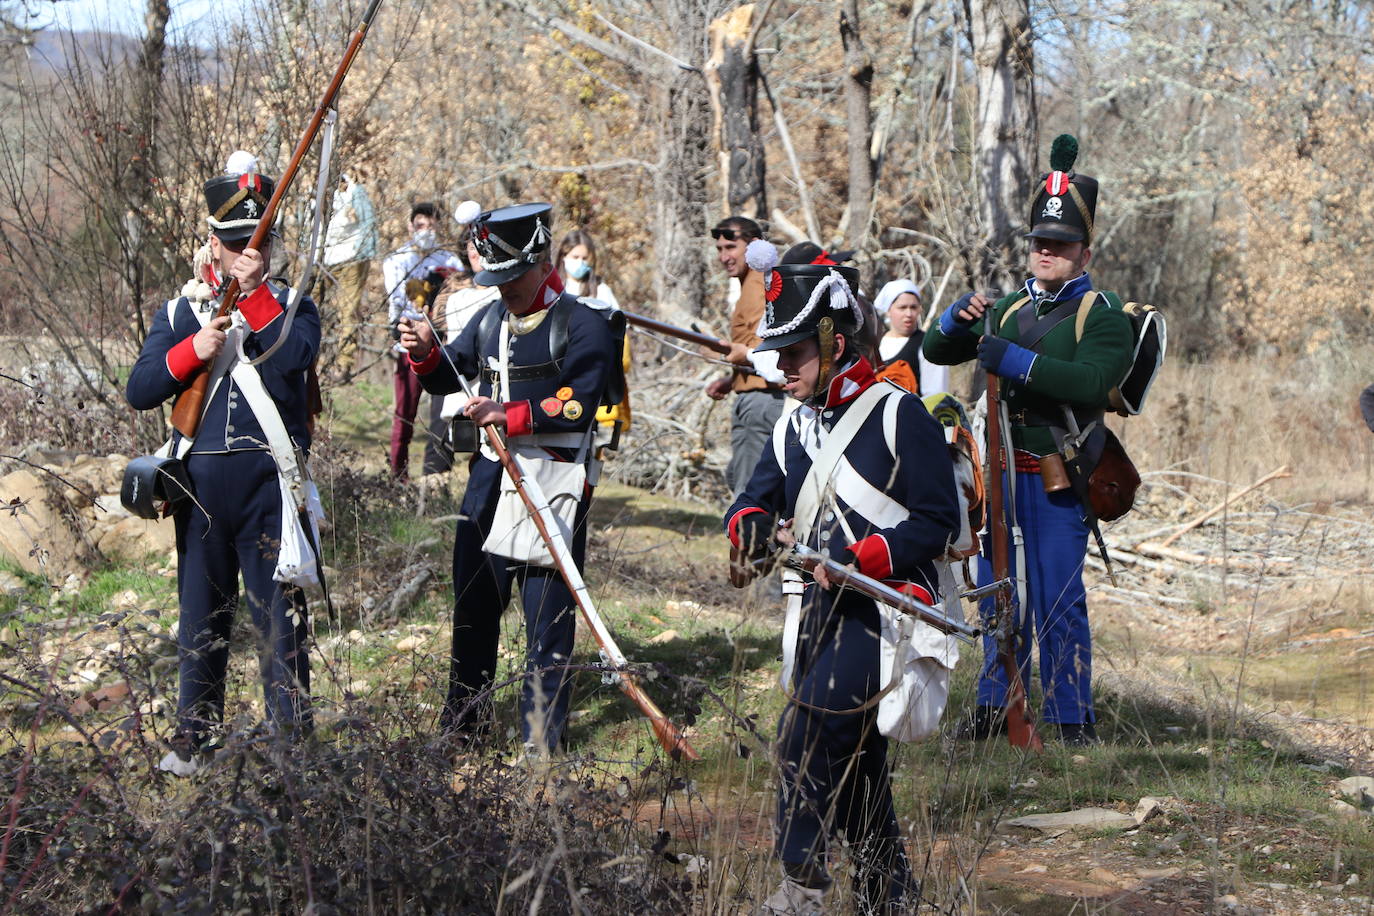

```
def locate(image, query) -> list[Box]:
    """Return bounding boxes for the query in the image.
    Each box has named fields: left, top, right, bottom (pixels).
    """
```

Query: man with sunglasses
left=126, top=152, right=321, bottom=774
left=704, top=216, right=788, bottom=497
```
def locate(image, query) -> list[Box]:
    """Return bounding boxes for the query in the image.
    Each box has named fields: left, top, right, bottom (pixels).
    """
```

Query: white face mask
left=563, top=256, right=591, bottom=281
left=413, top=228, right=437, bottom=250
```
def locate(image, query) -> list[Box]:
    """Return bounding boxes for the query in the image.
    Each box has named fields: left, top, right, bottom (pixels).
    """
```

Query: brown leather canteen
left=1088, top=429, right=1140, bottom=522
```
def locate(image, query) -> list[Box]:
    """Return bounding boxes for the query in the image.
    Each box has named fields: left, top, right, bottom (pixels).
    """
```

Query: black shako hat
left=472, top=202, right=554, bottom=286
left=779, top=241, right=856, bottom=266
left=753, top=261, right=864, bottom=352
left=203, top=166, right=276, bottom=243
left=1026, top=134, right=1099, bottom=244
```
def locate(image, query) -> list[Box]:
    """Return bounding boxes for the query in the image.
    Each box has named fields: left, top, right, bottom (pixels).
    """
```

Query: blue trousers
left=975, top=470, right=1094, bottom=724
left=440, top=456, right=588, bottom=750
left=776, top=590, right=911, bottom=908
left=174, top=451, right=311, bottom=747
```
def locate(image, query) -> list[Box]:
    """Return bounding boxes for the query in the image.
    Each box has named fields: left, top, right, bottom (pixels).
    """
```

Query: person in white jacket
left=320, top=172, right=377, bottom=375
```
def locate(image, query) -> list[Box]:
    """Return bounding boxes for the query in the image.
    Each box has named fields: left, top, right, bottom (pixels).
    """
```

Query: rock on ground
left=0, top=455, right=175, bottom=581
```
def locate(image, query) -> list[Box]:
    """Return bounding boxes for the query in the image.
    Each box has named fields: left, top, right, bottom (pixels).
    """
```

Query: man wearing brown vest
left=704, top=216, right=788, bottom=497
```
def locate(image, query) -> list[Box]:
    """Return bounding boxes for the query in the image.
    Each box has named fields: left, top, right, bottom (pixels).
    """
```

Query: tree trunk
left=967, top=0, right=1036, bottom=291
left=839, top=0, right=874, bottom=261
left=126, top=0, right=170, bottom=345
left=654, top=64, right=712, bottom=317
left=704, top=4, right=766, bottom=222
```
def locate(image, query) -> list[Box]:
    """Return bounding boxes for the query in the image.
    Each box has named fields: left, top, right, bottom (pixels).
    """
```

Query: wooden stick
left=1131, top=541, right=1293, bottom=570
left=1155, top=465, right=1291, bottom=549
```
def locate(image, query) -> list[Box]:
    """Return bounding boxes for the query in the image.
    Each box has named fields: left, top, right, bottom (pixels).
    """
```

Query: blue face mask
left=563, top=256, right=592, bottom=280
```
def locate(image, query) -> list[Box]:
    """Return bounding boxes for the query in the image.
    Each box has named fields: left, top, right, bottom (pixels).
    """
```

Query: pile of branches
left=0, top=716, right=696, bottom=914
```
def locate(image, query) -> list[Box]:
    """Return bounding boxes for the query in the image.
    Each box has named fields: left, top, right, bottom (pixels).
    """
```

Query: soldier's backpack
left=1001, top=291, right=1166, bottom=416
left=921, top=392, right=985, bottom=560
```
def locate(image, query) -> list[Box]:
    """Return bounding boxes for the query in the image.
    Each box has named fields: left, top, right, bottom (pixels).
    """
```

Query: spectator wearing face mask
left=554, top=229, right=619, bottom=308
left=381, top=201, right=465, bottom=480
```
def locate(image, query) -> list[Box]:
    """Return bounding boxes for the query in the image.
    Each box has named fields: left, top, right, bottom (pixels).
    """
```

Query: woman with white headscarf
left=874, top=279, right=949, bottom=396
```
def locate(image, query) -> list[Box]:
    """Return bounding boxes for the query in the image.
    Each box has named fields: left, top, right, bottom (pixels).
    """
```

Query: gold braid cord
left=212, top=187, right=269, bottom=223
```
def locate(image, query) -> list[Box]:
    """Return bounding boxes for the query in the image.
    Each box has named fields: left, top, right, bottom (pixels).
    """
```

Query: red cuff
left=237, top=284, right=283, bottom=332
left=849, top=534, right=893, bottom=580
left=408, top=346, right=442, bottom=375
left=726, top=507, right=767, bottom=549
left=887, top=580, right=934, bottom=605
left=504, top=400, right=532, bottom=437
left=165, top=335, right=204, bottom=382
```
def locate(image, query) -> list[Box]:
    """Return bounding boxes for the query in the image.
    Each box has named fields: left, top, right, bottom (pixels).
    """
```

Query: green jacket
left=922, top=282, right=1133, bottom=455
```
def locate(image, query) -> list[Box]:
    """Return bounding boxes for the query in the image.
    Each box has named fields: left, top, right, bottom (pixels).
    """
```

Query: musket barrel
left=785, top=545, right=980, bottom=641
left=169, top=0, right=388, bottom=437
left=623, top=311, right=732, bottom=356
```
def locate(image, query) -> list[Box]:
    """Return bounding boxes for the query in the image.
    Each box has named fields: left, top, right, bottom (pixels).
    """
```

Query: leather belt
left=481, top=360, right=562, bottom=385
left=1007, top=407, right=1058, bottom=427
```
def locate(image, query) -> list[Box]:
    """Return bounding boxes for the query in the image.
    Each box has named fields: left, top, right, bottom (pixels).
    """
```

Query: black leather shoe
left=1057, top=722, right=1101, bottom=746
left=955, top=705, right=1008, bottom=741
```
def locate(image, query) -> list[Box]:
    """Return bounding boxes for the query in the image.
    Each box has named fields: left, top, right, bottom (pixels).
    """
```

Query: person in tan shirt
left=704, top=216, right=787, bottom=496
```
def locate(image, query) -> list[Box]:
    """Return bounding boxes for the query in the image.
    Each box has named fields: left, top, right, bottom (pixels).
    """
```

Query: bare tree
left=704, top=2, right=767, bottom=223
left=966, top=0, right=1035, bottom=290
left=124, top=0, right=170, bottom=343
left=838, top=0, right=874, bottom=261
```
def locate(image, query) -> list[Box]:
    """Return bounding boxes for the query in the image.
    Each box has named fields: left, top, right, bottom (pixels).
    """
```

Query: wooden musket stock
left=986, top=373, right=1045, bottom=751
left=169, top=0, right=385, bottom=437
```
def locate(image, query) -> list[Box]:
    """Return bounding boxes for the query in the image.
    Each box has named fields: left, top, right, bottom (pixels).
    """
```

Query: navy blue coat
left=126, top=284, right=320, bottom=453
left=726, top=361, right=960, bottom=598
left=412, top=292, right=612, bottom=450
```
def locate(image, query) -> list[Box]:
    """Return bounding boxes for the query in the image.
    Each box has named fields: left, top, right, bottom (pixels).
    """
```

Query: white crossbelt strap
left=793, top=382, right=901, bottom=543
left=779, top=381, right=899, bottom=690
left=232, top=358, right=323, bottom=587
left=161, top=297, right=241, bottom=460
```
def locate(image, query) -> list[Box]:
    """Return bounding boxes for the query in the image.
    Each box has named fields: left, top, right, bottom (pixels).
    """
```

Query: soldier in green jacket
left=922, top=135, right=1133, bottom=745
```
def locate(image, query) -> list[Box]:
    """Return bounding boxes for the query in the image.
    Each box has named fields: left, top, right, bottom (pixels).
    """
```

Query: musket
left=417, top=312, right=698, bottom=761
left=169, top=0, right=386, bottom=437
left=986, top=372, right=1045, bottom=751
left=623, top=311, right=732, bottom=356
left=781, top=544, right=980, bottom=642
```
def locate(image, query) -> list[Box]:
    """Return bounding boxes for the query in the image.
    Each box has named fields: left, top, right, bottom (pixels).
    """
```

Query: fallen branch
left=1128, top=540, right=1293, bottom=570
left=1156, top=465, right=1291, bottom=549
left=383, top=565, right=434, bottom=621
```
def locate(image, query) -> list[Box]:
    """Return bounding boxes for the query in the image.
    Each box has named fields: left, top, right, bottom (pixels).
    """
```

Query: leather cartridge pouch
left=1087, top=428, right=1140, bottom=522
left=450, top=416, right=479, bottom=453
left=1038, top=451, right=1072, bottom=493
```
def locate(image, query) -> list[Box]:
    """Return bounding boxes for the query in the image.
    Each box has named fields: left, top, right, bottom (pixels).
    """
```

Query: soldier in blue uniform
left=126, top=153, right=321, bottom=774
left=397, top=203, right=615, bottom=753
left=725, top=250, right=961, bottom=914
